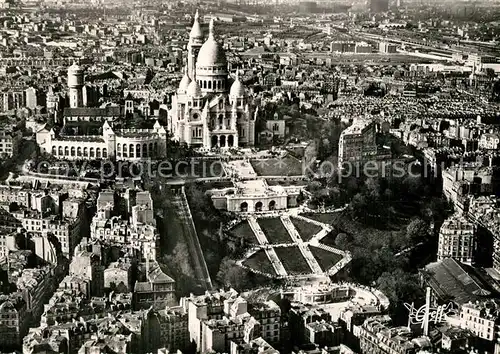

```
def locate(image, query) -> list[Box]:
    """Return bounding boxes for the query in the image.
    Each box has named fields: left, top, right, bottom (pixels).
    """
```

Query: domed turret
left=190, top=10, right=203, bottom=39
left=186, top=80, right=203, bottom=98
left=230, top=70, right=246, bottom=98
left=178, top=66, right=191, bottom=94
left=195, top=18, right=228, bottom=94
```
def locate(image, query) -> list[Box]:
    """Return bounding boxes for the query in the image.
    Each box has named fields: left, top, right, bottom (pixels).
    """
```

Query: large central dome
left=195, top=18, right=228, bottom=94
left=196, top=18, right=227, bottom=68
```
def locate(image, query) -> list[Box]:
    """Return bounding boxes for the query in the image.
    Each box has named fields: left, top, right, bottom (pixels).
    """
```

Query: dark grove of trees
left=185, top=183, right=277, bottom=291
left=315, top=171, right=451, bottom=324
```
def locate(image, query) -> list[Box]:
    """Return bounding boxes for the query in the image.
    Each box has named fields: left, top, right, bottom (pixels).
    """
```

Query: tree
left=402, top=176, right=423, bottom=197
left=485, top=68, right=496, bottom=80
left=60, top=125, right=74, bottom=136
left=335, top=233, right=350, bottom=249
left=350, top=193, right=368, bottom=218
left=377, top=269, right=423, bottom=324
left=365, top=178, right=380, bottom=199
left=493, top=80, right=500, bottom=102
left=216, top=257, right=251, bottom=290
left=406, top=218, right=429, bottom=244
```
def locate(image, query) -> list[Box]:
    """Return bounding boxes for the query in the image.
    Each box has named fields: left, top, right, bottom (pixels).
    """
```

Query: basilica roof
left=196, top=18, right=227, bottom=68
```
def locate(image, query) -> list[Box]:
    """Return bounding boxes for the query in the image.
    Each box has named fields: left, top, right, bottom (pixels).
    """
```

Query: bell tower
left=188, top=10, right=204, bottom=80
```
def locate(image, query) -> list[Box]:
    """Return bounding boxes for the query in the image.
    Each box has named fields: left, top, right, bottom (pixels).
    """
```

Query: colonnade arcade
left=240, top=200, right=277, bottom=212
left=211, top=134, right=235, bottom=148
left=52, top=145, right=108, bottom=159
left=116, top=142, right=159, bottom=159
left=197, top=79, right=226, bottom=91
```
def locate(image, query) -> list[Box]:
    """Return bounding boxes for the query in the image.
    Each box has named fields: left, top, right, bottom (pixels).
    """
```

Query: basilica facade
left=168, top=12, right=256, bottom=149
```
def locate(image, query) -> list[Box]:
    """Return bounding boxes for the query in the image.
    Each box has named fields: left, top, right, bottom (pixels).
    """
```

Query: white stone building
left=209, top=179, right=301, bottom=213
left=168, top=13, right=256, bottom=148
left=437, top=214, right=476, bottom=264
left=36, top=120, right=167, bottom=161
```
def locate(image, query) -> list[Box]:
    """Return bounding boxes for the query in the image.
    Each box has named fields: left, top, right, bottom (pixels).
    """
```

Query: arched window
left=208, top=81, right=211, bottom=89
left=123, top=144, right=127, bottom=158
left=136, top=144, right=141, bottom=158
left=96, top=148, right=101, bottom=158
left=64, top=146, right=69, bottom=156
left=149, top=143, right=153, bottom=157
left=102, top=148, right=107, bottom=158
left=143, top=144, right=148, bottom=158
left=218, top=114, right=223, bottom=127
left=77, top=147, right=82, bottom=157
left=58, top=146, right=63, bottom=155
left=203, top=80, right=207, bottom=89
left=217, top=81, right=221, bottom=89
left=117, top=143, right=121, bottom=152
left=71, top=147, right=75, bottom=156
left=52, top=146, right=56, bottom=155
left=83, top=147, right=88, bottom=157
left=89, top=148, right=95, bottom=158
left=129, top=144, right=134, bottom=158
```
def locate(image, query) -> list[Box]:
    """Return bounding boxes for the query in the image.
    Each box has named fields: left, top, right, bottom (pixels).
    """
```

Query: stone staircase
left=281, top=215, right=323, bottom=275
left=248, top=216, right=270, bottom=246
left=248, top=216, right=287, bottom=277
left=294, top=214, right=333, bottom=231
left=265, top=247, right=288, bottom=277
left=311, top=243, right=352, bottom=276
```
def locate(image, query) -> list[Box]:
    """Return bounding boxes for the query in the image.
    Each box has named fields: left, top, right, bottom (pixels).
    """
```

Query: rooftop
left=421, top=258, right=493, bottom=305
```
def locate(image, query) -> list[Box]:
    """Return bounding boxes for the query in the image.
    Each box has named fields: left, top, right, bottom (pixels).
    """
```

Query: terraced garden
left=309, top=246, right=344, bottom=272
left=319, top=230, right=338, bottom=247
left=250, top=156, right=303, bottom=176
left=302, top=212, right=339, bottom=225
left=229, top=220, right=259, bottom=244
left=257, top=218, right=292, bottom=244
left=291, top=217, right=323, bottom=241
left=242, top=250, right=276, bottom=276
left=274, top=246, right=312, bottom=275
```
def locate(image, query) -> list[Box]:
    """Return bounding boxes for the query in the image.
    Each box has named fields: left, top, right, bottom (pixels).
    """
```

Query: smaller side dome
left=178, top=67, right=192, bottom=94
left=230, top=70, right=246, bottom=97
left=186, top=80, right=203, bottom=98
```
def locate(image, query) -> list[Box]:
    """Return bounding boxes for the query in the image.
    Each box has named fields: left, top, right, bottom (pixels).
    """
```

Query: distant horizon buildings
left=370, top=0, right=389, bottom=12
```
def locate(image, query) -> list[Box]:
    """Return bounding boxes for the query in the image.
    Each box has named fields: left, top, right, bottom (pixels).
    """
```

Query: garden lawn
left=229, top=220, right=259, bottom=244
left=243, top=250, right=276, bottom=276
left=250, top=156, right=303, bottom=176
left=309, top=246, right=344, bottom=272
left=302, top=212, right=341, bottom=226
left=257, top=218, right=293, bottom=244
left=291, top=217, right=323, bottom=242
left=274, top=246, right=312, bottom=275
